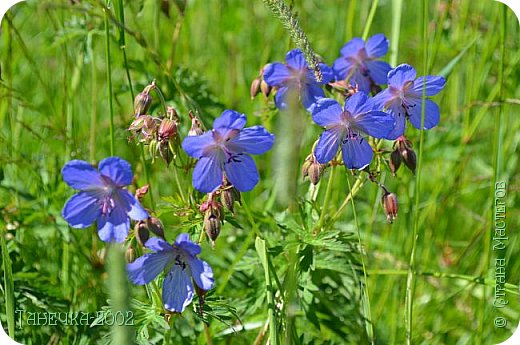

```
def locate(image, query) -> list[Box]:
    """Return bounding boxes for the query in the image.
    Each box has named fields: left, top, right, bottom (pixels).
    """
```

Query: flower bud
left=166, top=106, right=179, bottom=121
left=134, top=85, right=154, bottom=117
left=302, top=154, right=325, bottom=185
left=134, top=220, right=150, bottom=246
left=146, top=216, right=165, bottom=238
left=125, top=246, right=136, bottom=263
left=135, top=184, right=150, bottom=201
left=382, top=192, right=398, bottom=223
left=188, top=111, right=204, bottom=136
left=159, top=142, right=174, bottom=166
left=158, top=118, right=177, bottom=142
left=389, top=149, right=401, bottom=175
left=260, top=80, right=272, bottom=98
left=250, top=77, right=261, bottom=99
left=401, top=148, right=416, bottom=175
left=204, top=213, right=221, bottom=246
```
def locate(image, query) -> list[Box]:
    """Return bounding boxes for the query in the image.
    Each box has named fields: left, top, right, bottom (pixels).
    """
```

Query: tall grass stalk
left=361, top=0, right=379, bottom=40
left=390, top=0, right=403, bottom=67
left=405, top=1, right=428, bottom=343
left=1, top=226, right=15, bottom=338
left=104, top=0, right=116, bottom=156
left=347, top=177, right=374, bottom=344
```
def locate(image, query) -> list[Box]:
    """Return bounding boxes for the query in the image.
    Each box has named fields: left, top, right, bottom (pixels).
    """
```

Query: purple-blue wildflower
left=182, top=110, right=275, bottom=193
left=312, top=92, right=395, bottom=169
left=127, top=234, right=214, bottom=313
left=332, top=33, right=392, bottom=93
left=263, top=49, right=334, bottom=110
left=61, top=157, right=148, bottom=243
left=372, top=63, right=446, bottom=140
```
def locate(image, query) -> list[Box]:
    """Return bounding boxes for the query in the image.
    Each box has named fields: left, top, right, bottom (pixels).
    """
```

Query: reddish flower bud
left=389, top=149, right=401, bottom=175
left=382, top=192, right=398, bottom=223
left=134, top=221, right=150, bottom=246
left=158, top=118, right=177, bottom=142
left=146, top=216, right=165, bottom=238
left=134, top=85, right=154, bottom=117
left=250, top=77, right=261, bottom=99
left=260, top=80, right=272, bottom=98
left=302, top=154, right=325, bottom=185
left=188, top=111, right=204, bottom=136
left=135, top=184, right=150, bottom=201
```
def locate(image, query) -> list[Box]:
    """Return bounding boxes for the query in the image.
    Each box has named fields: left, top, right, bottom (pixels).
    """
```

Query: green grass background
left=1, top=0, right=519, bottom=344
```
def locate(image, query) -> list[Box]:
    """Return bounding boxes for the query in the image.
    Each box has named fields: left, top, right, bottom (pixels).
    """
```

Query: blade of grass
left=404, top=1, right=428, bottom=343
left=255, top=237, right=278, bottom=345
left=390, top=0, right=402, bottom=67
left=104, top=0, right=115, bottom=156
left=361, top=0, right=379, bottom=40
left=1, top=226, right=15, bottom=338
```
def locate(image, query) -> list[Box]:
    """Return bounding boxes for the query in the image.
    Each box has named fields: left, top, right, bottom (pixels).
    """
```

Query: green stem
left=1, top=226, right=15, bottom=338
left=347, top=176, right=374, bottom=344
left=315, top=165, right=336, bottom=232
left=104, top=0, right=116, bottom=156
left=330, top=174, right=366, bottom=223
left=361, top=0, right=379, bottom=40
left=390, top=0, right=403, bottom=67
left=405, top=2, right=428, bottom=343
left=89, top=36, right=98, bottom=164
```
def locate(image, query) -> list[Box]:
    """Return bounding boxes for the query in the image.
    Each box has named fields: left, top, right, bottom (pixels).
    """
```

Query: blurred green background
left=1, top=0, right=519, bottom=344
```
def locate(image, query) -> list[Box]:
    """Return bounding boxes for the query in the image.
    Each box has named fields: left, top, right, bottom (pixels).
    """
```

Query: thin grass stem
left=104, top=0, right=116, bottom=156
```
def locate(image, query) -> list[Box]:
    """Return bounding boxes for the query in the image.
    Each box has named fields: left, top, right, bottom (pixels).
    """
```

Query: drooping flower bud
left=201, top=196, right=222, bottom=246
left=220, top=179, right=241, bottom=214
left=125, top=246, right=136, bottom=263
left=260, top=80, right=272, bottom=98
left=146, top=216, right=165, bottom=238
left=159, top=142, right=174, bottom=166
left=158, top=118, right=177, bottom=142
left=389, top=149, right=401, bottom=175
left=188, top=111, right=204, bottom=136
left=134, top=220, right=150, bottom=246
left=302, top=154, right=325, bottom=185
left=135, top=184, right=150, bottom=201
left=134, top=84, right=154, bottom=117
left=250, top=77, right=261, bottom=99
left=401, top=148, right=416, bottom=175
left=382, top=192, right=398, bottom=223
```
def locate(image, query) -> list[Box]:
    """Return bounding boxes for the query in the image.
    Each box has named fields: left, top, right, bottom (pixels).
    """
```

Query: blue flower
left=372, top=63, right=446, bottom=140
left=312, top=92, right=395, bottom=169
left=182, top=110, right=275, bottom=193
left=332, top=34, right=392, bottom=93
left=263, top=49, right=333, bottom=110
left=127, top=234, right=214, bottom=313
left=61, top=157, right=148, bottom=243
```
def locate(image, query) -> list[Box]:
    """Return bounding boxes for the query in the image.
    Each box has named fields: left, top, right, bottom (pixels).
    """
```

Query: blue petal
left=99, top=157, right=133, bottom=187
left=162, top=266, right=194, bottom=313
left=97, top=207, right=130, bottom=243
left=372, top=89, right=393, bottom=111
left=387, top=64, right=416, bottom=89
left=332, top=56, right=354, bottom=81
left=116, top=189, right=148, bottom=221
left=348, top=70, right=371, bottom=93
left=314, top=127, right=343, bottom=164
left=62, top=160, right=104, bottom=191
left=301, top=83, right=326, bottom=111
left=192, top=153, right=223, bottom=193
left=408, top=99, right=440, bottom=130
left=213, top=110, right=247, bottom=131
left=62, top=191, right=102, bottom=228
left=385, top=104, right=407, bottom=140
left=340, top=37, right=364, bottom=57
left=341, top=135, right=373, bottom=169
left=343, top=92, right=373, bottom=115
left=182, top=131, right=215, bottom=158
left=365, top=34, right=389, bottom=57
left=311, top=98, right=343, bottom=127
left=317, top=63, right=334, bottom=84
left=175, top=233, right=201, bottom=256
left=274, top=86, right=289, bottom=109
left=224, top=154, right=259, bottom=192
left=127, top=251, right=173, bottom=285
left=187, top=257, right=214, bottom=291
left=227, top=126, right=275, bottom=155
left=144, top=237, right=174, bottom=252
left=285, top=49, right=307, bottom=69
left=365, top=60, right=391, bottom=85
left=263, top=63, right=290, bottom=86
left=352, top=111, right=394, bottom=139
left=411, top=76, right=446, bottom=96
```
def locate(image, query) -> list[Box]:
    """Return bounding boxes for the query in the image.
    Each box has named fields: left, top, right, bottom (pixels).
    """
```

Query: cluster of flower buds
left=128, top=83, right=180, bottom=165
left=302, top=153, right=326, bottom=185
left=389, top=136, right=417, bottom=175
left=200, top=196, right=223, bottom=247
left=250, top=65, right=273, bottom=99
